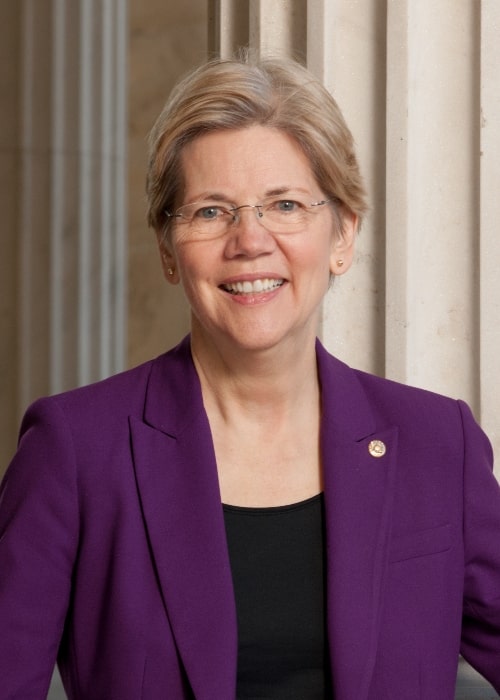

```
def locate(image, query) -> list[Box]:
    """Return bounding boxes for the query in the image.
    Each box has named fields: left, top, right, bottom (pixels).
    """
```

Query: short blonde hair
left=146, top=53, right=368, bottom=239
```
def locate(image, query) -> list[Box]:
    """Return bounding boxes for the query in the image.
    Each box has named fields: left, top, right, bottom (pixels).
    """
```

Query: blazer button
left=368, top=439, right=386, bottom=458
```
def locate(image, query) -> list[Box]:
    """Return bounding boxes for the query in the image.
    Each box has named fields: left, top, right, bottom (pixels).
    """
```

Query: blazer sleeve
left=0, top=398, right=79, bottom=699
left=459, top=399, right=500, bottom=691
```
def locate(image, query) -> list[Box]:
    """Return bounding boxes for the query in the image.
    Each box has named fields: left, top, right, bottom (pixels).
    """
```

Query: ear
left=157, top=236, right=180, bottom=285
left=329, top=209, right=358, bottom=276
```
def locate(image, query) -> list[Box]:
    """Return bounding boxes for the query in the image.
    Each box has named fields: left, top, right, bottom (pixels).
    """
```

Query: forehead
left=179, top=125, right=319, bottom=197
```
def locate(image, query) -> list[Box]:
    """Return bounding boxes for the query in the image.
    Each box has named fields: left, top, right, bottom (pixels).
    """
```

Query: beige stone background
left=0, top=0, right=206, bottom=472
left=1, top=0, right=499, bottom=480
left=0, top=3, right=499, bottom=697
left=127, top=1, right=205, bottom=368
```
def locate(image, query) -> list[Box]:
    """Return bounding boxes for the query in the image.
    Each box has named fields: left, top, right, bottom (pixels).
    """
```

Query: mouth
left=220, top=278, right=285, bottom=295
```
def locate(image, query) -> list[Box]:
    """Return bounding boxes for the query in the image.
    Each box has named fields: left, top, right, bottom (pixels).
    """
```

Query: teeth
left=222, top=278, right=284, bottom=295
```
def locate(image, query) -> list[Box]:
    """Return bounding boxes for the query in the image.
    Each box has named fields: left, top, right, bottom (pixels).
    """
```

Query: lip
left=218, top=274, right=287, bottom=305
left=219, top=272, right=286, bottom=285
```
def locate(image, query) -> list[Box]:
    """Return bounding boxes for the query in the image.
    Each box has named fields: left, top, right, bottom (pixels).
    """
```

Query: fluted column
left=0, top=0, right=127, bottom=468
left=307, top=0, right=387, bottom=377
left=479, top=0, right=500, bottom=454
left=386, top=0, right=479, bottom=403
left=208, top=0, right=500, bottom=468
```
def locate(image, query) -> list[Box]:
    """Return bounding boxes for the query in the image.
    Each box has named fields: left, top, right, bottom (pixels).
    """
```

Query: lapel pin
left=368, top=439, right=386, bottom=458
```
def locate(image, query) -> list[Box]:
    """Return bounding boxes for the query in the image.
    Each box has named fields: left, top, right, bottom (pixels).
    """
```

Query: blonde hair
left=146, top=54, right=368, bottom=239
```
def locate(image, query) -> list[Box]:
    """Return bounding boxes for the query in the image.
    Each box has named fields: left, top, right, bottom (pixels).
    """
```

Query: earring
left=167, top=268, right=174, bottom=276
left=336, top=259, right=344, bottom=268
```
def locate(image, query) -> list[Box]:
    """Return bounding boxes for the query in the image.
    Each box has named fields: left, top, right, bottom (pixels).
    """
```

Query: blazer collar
left=317, top=341, right=398, bottom=699
left=133, top=336, right=397, bottom=700
left=131, top=336, right=237, bottom=699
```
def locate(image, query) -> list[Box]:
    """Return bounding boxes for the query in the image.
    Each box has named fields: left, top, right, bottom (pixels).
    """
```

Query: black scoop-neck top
left=223, top=494, right=331, bottom=698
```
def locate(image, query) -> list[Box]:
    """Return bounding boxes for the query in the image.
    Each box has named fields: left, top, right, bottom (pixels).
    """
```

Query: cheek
left=300, top=237, right=335, bottom=276
left=173, top=239, right=198, bottom=272
left=174, top=244, right=216, bottom=292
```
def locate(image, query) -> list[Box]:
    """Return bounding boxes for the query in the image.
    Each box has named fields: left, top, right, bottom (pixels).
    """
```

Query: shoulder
left=27, top=359, right=153, bottom=426
left=355, top=367, right=478, bottom=445
left=353, top=366, right=457, bottom=415
left=317, top=341, right=477, bottom=446
left=20, top=336, right=192, bottom=435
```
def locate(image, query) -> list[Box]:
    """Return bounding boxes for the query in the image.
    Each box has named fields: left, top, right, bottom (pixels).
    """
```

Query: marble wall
left=1, top=1, right=499, bottom=476
left=1, top=5, right=498, bottom=696
left=127, top=0, right=207, bottom=368
left=0, top=1, right=206, bottom=472
left=0, top=4, right=21, bottom=472
left=0, top=1, right=131, bottom=468
left=209, top=0, right=500, bottom=470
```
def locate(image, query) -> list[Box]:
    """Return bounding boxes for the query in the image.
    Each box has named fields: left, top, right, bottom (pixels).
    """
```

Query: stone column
left=385, top=0, right=479, bottom=402
left=208, top=0, right=500, bottom=467
left=479, top=0, right=500, bottom=455
left=0, top=0, right=127, bottom=469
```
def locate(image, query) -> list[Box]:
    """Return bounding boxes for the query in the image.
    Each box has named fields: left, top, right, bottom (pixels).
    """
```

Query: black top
left=223, top=493, right=331, bottom=699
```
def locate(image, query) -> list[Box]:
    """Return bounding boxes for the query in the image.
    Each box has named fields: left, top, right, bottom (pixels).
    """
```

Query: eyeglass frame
left=164, top=196, right=334, bottom=236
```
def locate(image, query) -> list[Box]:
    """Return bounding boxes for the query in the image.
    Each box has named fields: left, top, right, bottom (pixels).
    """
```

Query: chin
left=193, top=313, right=317, bottom=357
left=223, top=325, right=312, bottom=355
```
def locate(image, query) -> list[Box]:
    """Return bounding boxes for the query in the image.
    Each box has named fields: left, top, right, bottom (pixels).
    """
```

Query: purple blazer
left=1, top=336, right=500, bottom=699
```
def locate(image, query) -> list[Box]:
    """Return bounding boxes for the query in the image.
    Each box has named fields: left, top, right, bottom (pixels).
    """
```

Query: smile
left=221, top=278, right=285, bottom=295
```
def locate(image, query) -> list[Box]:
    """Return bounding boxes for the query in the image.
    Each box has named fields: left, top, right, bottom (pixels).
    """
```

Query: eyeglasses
left=165, top=196, right=331, bottom=239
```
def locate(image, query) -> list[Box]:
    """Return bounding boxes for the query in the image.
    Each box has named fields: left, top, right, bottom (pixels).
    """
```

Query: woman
left=1, top=55, right=499, bottom=700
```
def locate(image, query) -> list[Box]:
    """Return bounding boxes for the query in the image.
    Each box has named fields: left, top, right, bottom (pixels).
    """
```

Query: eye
left=270, top=199, right=304, bottom=214
left=193, top=205, right=227, bottom=221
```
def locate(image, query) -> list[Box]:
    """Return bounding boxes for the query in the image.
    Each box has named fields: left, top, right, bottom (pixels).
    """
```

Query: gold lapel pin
left=368, top=439, right=386, bottom=458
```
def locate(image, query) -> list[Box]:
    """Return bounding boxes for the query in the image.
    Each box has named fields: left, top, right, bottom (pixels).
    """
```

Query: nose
left=231, top=204, right=264, bottom=222
left=224, top=205, right=275, bottom=258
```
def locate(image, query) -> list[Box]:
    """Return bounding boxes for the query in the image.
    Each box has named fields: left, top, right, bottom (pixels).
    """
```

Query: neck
left=190, top=322, right=320, bottom=422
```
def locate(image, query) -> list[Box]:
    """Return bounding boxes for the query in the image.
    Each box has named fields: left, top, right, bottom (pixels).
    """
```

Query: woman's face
left=161, top=125, right=356, bottom=356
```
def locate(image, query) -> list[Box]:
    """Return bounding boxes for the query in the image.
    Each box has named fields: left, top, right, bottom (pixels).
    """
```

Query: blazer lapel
left=317, top=343, right=398, bottom=699
left=130, top=338, right=237, bottom=700
left=129, top=337, right=397, bottom=699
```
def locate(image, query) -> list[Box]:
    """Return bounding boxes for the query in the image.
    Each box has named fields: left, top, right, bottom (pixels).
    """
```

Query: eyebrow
left=263, top=186, right=311, bottom=197
left=198, top=193, right=231, bottom=202
left=188, top=186, right=313, bottom=203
